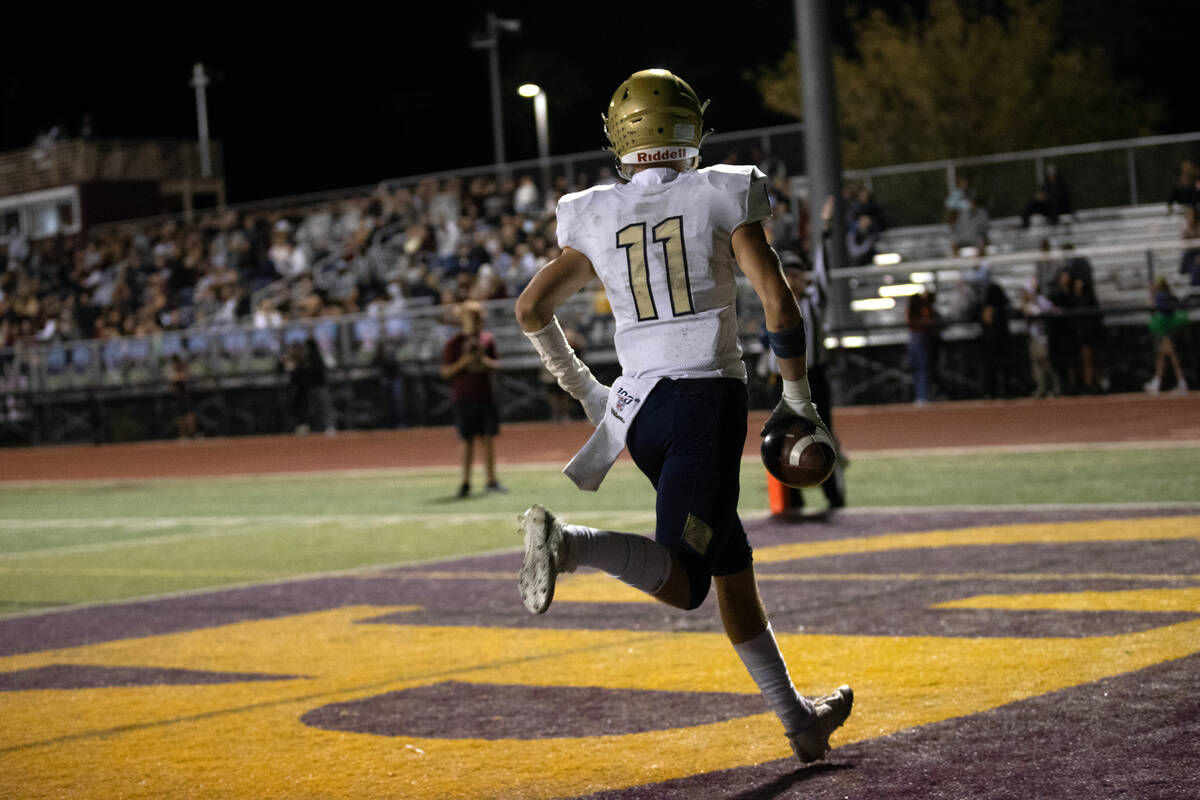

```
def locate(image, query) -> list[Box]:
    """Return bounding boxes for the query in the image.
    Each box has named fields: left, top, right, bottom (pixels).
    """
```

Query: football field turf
left=2, top=418, right=1198, bottom=798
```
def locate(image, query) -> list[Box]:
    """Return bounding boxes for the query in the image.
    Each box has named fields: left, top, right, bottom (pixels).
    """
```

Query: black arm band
left=766, top=324, right=807, bottom=359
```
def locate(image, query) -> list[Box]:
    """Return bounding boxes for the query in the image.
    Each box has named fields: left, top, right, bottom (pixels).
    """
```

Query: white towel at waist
left=563, top=375, right=661, bottom=491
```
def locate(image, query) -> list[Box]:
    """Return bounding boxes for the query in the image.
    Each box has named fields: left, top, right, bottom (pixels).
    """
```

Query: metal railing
left=808, top=131, right=1200, bottom=228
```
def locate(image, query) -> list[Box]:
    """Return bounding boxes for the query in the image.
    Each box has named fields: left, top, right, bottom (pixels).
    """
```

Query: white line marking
left=0, top=511, right=662, bottom=559
left=2, top=505, right=1196, bottom=619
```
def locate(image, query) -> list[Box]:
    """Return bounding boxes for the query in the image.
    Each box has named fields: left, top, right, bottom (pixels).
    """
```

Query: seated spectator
left=854, top=186, right=887, bottom=233
left=846, top=214, right=880, bottom=266
left=950, top=197, right=990, bottom=254
left=1180, top=217, right=1200, bottom=300
left=1020, top=165, right=1071, bottom=228
left=944, top=175, right=973, bottom=222
left=1166, top=159, right=1198, bottom=215
left=512, top=175, right=540, bottom=215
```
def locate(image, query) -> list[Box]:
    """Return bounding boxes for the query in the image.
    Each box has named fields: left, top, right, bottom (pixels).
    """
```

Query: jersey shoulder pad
left=698, top=163, right=767, bottom=192
left=556, top=183, right=617, bottom=214
left=555, top=184, right=617, bottom=250
left=698, top=164, right=771, bottom=228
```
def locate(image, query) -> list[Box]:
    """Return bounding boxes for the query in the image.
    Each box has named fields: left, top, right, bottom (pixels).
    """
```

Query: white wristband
left=782, top=376, right=812, bottom=403
left=525, top=317, right=604, bottom=400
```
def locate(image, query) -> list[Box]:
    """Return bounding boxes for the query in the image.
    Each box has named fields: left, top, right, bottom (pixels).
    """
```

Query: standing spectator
left=974, top=276, right=1012, bottom=399
left=1073, top=276, right=1106, bottom=394
left=1063, top=243, right=1094, bottom=291
left=906, top=288, right=940, bottom=405
left=1020, top=165, right=1072, bottom=228
left=1034, top=238, right=1061, bottom=293
left=1145, top=277, right=1189, bottom=395
left=165, top=354, right=198, bottom=439
left=1047, top=268, right=1081, bottom=394
left=766, top=196, right=801, bottom=264
left=778, top=196, right=845, bottom=510
left=440, top=300, right=506, bottom=498
left=284, top=339, right=332, bottom=435
left=1020, top=281, right=1061, bottom=398
left=375, top=340, right=408, bottom=428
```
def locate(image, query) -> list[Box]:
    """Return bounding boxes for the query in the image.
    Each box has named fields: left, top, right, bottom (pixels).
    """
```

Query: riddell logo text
left=637, top=148, right=687, bottom=162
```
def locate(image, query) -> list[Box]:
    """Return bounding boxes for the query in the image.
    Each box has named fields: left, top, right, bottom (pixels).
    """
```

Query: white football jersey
left=556, top=164, right=771, bottom=381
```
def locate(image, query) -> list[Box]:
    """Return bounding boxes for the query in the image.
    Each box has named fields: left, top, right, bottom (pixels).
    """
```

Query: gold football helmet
left=603, top=68, right=710, bottom=178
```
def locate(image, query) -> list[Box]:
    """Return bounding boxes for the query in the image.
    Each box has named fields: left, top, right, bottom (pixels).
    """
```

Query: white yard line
left=0, top=510, right=662, bottom=560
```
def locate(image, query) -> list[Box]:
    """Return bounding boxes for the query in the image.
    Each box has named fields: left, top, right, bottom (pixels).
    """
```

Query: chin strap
left=524, top=317, right=610, bottom=425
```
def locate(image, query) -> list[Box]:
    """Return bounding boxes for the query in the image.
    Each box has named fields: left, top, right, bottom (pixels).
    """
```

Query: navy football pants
left=626, top=377, right=753, bottom=606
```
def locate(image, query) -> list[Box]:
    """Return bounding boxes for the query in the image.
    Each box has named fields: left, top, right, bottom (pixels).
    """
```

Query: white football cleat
left=787, top=685, right=854, bottom=763
left=517, top=504, right=572, bottom=615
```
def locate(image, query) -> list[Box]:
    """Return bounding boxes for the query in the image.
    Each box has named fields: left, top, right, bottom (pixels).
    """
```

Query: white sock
left=733, top=624, right=814, bottom=733
left=562, top=524, right=672, bottom=596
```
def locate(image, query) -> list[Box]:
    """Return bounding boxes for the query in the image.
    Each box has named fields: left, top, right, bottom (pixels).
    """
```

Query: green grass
left=1, top=446, right=1196, bottom=615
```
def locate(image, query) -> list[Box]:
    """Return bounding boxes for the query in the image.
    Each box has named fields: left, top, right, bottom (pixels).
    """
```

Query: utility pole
left=190, top=63, right=212, bottom=179
left=470, top=13, right=521, bottom=176
left=796, top=0, right=852, bottom=333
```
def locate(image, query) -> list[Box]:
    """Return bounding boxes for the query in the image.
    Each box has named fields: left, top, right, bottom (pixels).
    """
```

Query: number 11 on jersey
left=616, top=215, right=694, bottom=321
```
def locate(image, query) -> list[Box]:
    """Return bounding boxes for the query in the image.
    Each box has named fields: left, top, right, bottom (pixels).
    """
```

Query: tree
left=756, top=0, right=1164, bottom=168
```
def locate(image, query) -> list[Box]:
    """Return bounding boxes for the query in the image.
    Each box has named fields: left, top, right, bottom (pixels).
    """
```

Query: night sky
left=3, top=1, right=1194, bottom=203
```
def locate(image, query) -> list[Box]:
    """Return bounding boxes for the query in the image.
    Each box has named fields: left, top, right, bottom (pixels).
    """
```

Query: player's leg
left=517, top=504, right=680, bottom=614
left=517, top=380, right=693, bottom=614
left=454, top=403, right=477, bottom=497
left=716, top=563, right=852, bottom=763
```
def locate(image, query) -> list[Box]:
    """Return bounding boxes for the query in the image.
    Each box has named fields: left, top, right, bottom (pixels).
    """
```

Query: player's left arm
left=515, top=247, right=611, bottom=424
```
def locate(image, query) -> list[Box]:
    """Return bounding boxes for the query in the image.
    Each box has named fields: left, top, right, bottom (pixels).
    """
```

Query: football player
left=513, top=68, right=852, bottom=763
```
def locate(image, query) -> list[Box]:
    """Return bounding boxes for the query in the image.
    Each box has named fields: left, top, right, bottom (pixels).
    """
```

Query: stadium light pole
left=518, top=83, right=551, bottom=191
left=471, top=13, right=521, bottom=176
left=190, top=63, right=213, bottom=180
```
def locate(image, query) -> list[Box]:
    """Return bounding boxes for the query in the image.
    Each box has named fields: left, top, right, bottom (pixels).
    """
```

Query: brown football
left=761, top=417, right=837, bottom=488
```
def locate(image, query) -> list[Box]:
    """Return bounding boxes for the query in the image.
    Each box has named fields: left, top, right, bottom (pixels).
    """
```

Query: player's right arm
left=732, top=221, right=829, bottom=437
left=515, top=247, right=611, bottom=424
left=732, top=222, right=806, bottom=381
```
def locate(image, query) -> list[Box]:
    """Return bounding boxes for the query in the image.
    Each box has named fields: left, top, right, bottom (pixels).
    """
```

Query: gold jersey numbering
left=616, top=216, right=694, bottom=321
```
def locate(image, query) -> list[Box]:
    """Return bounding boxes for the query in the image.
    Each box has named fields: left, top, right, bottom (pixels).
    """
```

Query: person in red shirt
left=440, top=301, right=507, bottom=497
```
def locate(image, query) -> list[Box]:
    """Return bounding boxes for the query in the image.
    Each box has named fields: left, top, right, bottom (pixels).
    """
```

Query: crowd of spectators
left=0, top=146, right=804, bottom=356
left=0, top=171, right=588, bottom=350
left=1, top=149, right=1194, bottom=412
